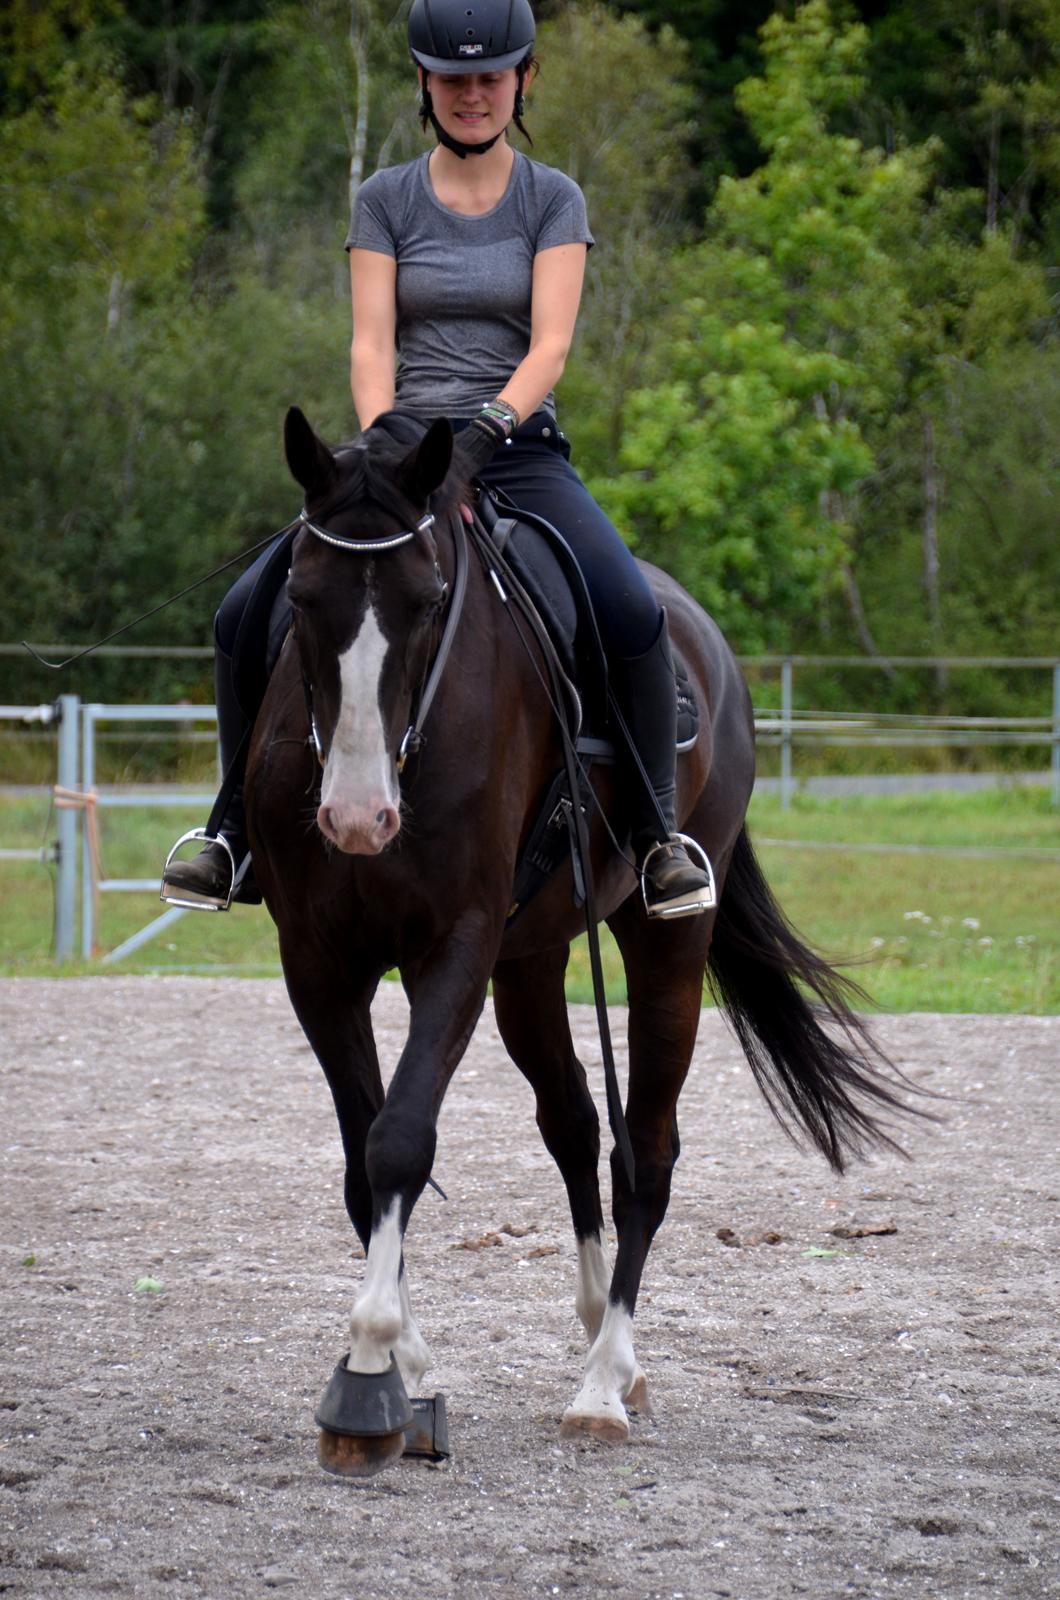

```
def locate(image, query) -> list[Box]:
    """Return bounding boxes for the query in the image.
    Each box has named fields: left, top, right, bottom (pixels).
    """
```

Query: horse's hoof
left=624, top=1372, right=651, bottom=1416
left=315, top=1354, right=413, bottom=1437
left=317, top=1425, right=407, bottom=1478
left=560, top=1408, right=630, bottom=1444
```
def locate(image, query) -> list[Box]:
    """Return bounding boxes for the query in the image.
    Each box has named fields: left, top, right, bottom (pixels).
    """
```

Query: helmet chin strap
left=427, top=104, right=503, bottom=159
left=421, top=77, right=527, bottom=159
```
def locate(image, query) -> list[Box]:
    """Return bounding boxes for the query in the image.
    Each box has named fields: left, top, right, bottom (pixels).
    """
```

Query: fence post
left=1052, top=662, right=1059, bottom=812
left=81, top=706, right=97, bottom=960
left=780, top=658, right=793, bottom=811
left=54, top=694, right=79, bottom=962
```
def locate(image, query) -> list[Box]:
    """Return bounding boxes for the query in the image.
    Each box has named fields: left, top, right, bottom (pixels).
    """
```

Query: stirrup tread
left=160, top=829, right=241, bottom=913
left=641, top=833, right=717, bottom=920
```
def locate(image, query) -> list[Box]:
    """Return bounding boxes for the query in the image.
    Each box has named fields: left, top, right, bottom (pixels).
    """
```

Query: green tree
left=604, top=0, right=931, bottom=652
left=528, top=4, right=695, bottom=473
left=0, top=60, right=350, bottom=705
left=864, top=0, right=1060, bottom=253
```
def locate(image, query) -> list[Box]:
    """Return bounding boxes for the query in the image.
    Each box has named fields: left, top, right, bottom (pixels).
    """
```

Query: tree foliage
left=0, top=0, right=1056, bottom=712
left=603, top=1, right=931, bottom=649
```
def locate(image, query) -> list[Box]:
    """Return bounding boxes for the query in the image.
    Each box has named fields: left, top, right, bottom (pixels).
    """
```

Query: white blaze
left=320, top=603, right=399, bottom=832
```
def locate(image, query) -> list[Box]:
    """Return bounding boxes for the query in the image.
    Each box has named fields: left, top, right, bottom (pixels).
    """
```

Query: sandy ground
left=1, top=978, right=1056, bottom=1600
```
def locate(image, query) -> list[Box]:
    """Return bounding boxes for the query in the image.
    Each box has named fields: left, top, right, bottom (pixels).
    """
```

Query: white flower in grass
left=978, top=937, right=994, bottom=946
left=961, top=917, right=980, bottom=931
left=903, top=910, right=931, bottom=923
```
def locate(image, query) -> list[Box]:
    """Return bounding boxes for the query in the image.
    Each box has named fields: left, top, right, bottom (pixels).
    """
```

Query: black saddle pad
left=477, top=490, right=699, bottom=751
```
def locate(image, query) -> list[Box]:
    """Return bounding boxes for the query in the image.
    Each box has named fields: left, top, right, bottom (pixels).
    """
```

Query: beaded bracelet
left=479, top=399, right=520, bottom=439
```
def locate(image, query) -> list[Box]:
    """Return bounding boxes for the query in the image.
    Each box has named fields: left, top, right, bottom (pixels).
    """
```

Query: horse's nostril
left=375, top=810, right=388, bottom=826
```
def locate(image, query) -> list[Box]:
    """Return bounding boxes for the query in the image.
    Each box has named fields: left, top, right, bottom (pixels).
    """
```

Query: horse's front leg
left=280, top=947, right=429, bottom=1457
left=321, top=919, right=495, bottom=1475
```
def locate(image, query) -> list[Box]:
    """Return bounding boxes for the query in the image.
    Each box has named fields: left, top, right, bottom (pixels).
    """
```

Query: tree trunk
left=838, top=560, right=897, bottom=680
left=921, top=414, right=945, bottom=696
left=106, top=272, right=123, bottom=339
left=811, top=391, right=895, bottom=677
left=348, top=1, right=369, bottom=206
left=986, top=105, right=1001, bottom=234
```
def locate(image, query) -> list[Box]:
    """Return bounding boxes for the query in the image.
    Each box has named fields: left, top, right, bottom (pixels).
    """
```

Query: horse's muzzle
left=317, top=801, right=400, bottom=855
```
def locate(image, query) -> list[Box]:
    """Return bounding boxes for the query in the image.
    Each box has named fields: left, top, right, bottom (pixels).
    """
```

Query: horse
left=245, top=405, right=912, bottom=1476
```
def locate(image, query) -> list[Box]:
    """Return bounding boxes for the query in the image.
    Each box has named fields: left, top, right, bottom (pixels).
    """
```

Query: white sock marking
left=575, top=1235, right=611, bottom=1343
left=394, top=1270, right=431, bottom=1392
left=347, top=1198, right=404, bottom=1374
left=564, top=1302, right=638, bottom=1434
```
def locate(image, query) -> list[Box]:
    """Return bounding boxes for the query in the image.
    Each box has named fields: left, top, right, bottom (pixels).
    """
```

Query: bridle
left=297, top=503, right=469, bottom=775
left=298, top=507, right=434, bottom=553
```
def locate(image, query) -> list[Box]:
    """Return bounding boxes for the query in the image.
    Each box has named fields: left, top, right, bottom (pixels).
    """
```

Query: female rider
left=162, top=0, right=712, bottom=920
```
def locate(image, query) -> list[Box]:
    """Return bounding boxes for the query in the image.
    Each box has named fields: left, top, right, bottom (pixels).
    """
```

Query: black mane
left=315, top=410, right=461, bottom=531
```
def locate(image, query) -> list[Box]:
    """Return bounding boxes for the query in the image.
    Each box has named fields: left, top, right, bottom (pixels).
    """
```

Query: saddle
left=473, top=490, right=699, bottom=925
left=476, top=490, right=699, bottom=753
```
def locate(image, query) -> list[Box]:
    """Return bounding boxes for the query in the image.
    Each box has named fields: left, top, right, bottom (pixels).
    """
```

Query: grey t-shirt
left=345, top=152, right=594, bottom=420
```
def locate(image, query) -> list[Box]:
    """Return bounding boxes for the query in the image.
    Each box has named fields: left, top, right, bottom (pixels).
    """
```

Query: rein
left=463, top=510, right=637, bottom=1192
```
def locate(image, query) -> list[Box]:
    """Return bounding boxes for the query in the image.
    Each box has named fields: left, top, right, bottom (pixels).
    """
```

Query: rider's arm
left=495, top=242, right=588, bottom=424
left=349, top=248, right=398, bottom=430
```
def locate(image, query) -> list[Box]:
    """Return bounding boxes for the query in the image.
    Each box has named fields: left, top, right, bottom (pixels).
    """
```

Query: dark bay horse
left=246, top=407, right=910, bottom=1474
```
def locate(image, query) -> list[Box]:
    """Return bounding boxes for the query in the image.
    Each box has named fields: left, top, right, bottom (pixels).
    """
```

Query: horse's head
left=284, top=405, right=454, bottom=855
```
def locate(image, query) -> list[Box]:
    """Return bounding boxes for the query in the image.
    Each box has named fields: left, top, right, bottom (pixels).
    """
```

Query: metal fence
left=2, top=653, right=1058, bottom=963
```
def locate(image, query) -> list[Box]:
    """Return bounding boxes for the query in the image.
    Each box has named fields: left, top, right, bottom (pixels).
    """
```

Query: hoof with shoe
left=560, top=1405, right=631, bottom=1444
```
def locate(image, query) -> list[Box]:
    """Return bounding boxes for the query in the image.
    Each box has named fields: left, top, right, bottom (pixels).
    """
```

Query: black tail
left=707, top=826, right=930, bottom=1173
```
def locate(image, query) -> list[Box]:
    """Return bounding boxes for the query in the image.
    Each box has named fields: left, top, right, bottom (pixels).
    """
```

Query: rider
left=162, top=0, right=713, bottom=920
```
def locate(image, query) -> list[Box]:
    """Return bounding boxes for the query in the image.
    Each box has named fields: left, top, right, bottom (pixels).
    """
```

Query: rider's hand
left=452, top=400, right=519, bottom=483
left=452, top=414, right=508, bottom=481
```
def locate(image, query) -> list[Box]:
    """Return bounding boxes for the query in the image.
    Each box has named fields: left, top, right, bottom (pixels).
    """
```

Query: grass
left=0, top=784, right=1056, bottom=1013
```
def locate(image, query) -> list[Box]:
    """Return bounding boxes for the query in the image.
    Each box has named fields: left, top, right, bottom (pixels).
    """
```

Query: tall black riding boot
left=160, top=644, right=261, bottom=910
left=611, top=613, right=715, bottom=919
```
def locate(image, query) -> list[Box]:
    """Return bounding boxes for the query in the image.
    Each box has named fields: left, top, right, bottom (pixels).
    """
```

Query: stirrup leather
left=640, top=833, right=717, bottom=920
left=160, top=828, right=238, bottom=912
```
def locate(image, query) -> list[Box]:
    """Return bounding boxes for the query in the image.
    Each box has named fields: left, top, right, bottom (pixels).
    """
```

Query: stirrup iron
left=160, top=828, right=238, bottom=912
left=641, top=833, right=717, bottom=920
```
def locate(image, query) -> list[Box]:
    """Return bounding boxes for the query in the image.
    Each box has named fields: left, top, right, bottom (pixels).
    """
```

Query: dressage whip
left=22, top=522, right=300, bottom=671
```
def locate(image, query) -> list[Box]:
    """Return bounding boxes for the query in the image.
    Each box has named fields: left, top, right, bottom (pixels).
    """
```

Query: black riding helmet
left=409, top=0, right=536, bottom=158
left=408, top=0, right=535, bottom=74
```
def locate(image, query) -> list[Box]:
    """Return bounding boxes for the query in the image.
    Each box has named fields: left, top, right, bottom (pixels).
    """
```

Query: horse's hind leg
left=561, top=901, right=712, bottom=1442
left=493, top=948, right=637, bottom=1390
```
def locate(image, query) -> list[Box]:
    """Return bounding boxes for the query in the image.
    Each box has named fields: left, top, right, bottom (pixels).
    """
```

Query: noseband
left=297, top=504, right=468, bottom=774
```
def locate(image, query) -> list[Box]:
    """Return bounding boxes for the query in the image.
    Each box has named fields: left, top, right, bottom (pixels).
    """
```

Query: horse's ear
left=396, top=418, right=453, bottom=503
left=284, top=406, right=336, bottom=496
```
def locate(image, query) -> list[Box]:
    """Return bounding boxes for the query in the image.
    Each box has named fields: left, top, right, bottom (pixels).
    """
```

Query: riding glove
left=453, top=400, right=519, bottom=481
